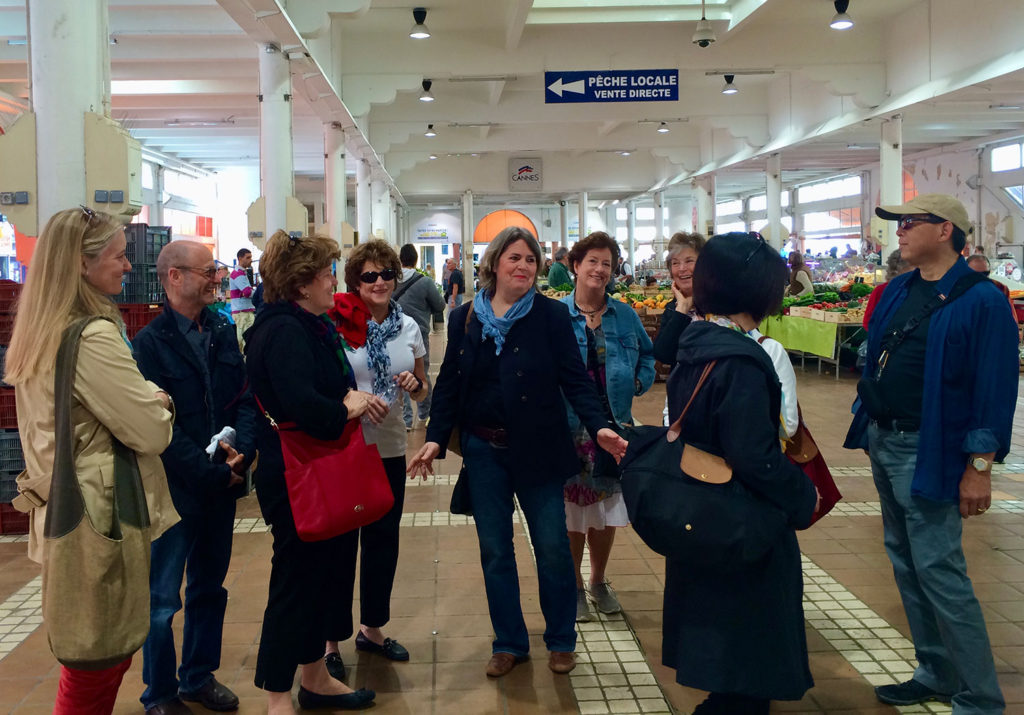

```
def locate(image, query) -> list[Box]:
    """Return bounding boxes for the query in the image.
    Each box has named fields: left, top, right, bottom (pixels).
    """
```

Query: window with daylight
left=716, top=199, right=743, bottom=216
left=748, top=195, right=767, bottom=212
left=992, top=143, right=1023, bottom=172
left=802, top=207, right=862, bottom=236
left=796, top=175, right=861, bottom=204
left=1004, top=185, right=1024, bottom=210
left=636, top=207, right=656, bottom=221
left=716, top=220, right=747, bottom=234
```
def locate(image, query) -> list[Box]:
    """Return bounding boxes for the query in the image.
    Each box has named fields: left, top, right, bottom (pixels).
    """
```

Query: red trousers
left=53, top=656, right=132, bottom=715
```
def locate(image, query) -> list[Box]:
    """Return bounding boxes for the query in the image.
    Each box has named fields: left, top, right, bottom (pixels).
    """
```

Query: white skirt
left=564, top=492, right=630, bottom=533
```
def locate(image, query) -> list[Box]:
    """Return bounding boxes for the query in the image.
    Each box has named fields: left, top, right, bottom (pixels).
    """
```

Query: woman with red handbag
left=321, top=240, right=429, bottom=671
left=245, top=230, right=386, bottom=714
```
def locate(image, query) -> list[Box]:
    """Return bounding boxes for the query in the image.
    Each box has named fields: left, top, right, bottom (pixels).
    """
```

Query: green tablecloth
left=759, top=316, right=838, bottom=358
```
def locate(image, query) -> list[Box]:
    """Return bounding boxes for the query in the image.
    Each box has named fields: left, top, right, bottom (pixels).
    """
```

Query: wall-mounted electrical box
left=84, top=112, right=142, bottom=219
left=0, top=112, right=38, bottom=235
left=246, top=196, right=309, bottom=250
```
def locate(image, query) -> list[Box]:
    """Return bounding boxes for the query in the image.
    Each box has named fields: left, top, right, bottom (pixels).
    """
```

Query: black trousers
left=253, top=470, right=358, bottom=693
left=326, top=455, right=407, bottom=636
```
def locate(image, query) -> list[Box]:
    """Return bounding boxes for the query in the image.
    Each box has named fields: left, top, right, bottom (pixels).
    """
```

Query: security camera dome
left=692, top=18, right=716, bottom=47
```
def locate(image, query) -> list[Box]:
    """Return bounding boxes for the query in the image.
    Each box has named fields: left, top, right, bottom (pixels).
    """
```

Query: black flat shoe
left=355, top=632, right=410, bottom=661
left=324, top=652, right=347, bottom=682
left=296, top=686, right=375, bottom=711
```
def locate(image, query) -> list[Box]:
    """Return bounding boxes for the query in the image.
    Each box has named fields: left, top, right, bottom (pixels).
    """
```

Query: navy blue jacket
left=845, top=257, right=1019, bottom=501
left=426, top=294, right=610, bottom=482
left=134, top=304, right=257, bottom=516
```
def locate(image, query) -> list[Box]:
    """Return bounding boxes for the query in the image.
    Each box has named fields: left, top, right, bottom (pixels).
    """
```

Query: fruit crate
left=0, top=387, right=16, bottom=429
left=0, top=312, right=14, bottom=345
left=0, top=431, right=24, bottom=473
left=0, top=502, right=29, bottom=535
left=124, top=224, right=172, bottom=266
left=117, top=265, right=163, bottom=304
left=0, top=468, right=18, bottom=503
left=0, top=280, right=22, bottom=314
left=119, top=303, right=163, bottom=339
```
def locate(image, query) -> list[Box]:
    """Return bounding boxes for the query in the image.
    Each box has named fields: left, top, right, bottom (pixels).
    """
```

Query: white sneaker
left=575, top=588, right=595, bottom=622
left=588, top=582, right=622, bottom=614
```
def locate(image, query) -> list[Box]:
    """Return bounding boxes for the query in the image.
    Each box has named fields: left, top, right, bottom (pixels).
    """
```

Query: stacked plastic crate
left=117, top=224, right=170, bottom=338
left=0, top=279, right=27, bottom=535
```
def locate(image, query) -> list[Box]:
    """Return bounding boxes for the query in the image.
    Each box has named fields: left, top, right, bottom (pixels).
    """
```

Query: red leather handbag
left=257, top=397, right=394, bottom=542
left=785, top=410, right=841, bottom=527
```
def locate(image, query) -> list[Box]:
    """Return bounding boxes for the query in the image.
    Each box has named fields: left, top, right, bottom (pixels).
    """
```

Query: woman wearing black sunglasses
left=322, top=240, right=428, bottom=671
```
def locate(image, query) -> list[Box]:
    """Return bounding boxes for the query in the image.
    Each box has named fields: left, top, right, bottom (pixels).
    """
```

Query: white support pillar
left=627, top=201, right=636, bottom=273
left=323, top=124, right=347, bottom=245
left=355, top=157, right=371, bottom=243
left=258, top=44, right=294, bottom=236
left=28, top=0, right=109, bottom=224
left=577, top=191, right=588, bottom=241
left=151, top=164, right=165, bottom=227
left=879, top=115, right=904, bottom=260
left=694, top=177, right=714, bottom=237
left=461, top=190, right=475, bottom=300
left=560, top=201, right=569, bottom=249
left=653, top=191, right=666, bottom=265
left=370, top=179, right=387, bottom=241
left=766, top=153, right=783, bottom=250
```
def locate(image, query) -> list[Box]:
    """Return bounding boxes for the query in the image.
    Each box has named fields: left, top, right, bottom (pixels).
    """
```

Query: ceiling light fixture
left=410, top=7, right=430, bottom=39
left=424, top=123, right=436, bottom=137
left=692, top=0, right=716, bottom=47
left=620, top=151, right=632, bottom=156
left=721, top=74, right=738, bottom=94
left=990, top=104, right=1024, bottom=110
left=830, top=0, right=854, bottom=30
left=657, top=122, right=670, bottom=133
left=429, top=154, right=438, bottom=160
left=164, top=117, right=236, bottom=127
left=419, top=79, right=435, bottom=102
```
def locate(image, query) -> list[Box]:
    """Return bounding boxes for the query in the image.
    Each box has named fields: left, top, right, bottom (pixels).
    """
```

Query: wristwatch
left=970, top=456, right=992, bottom=472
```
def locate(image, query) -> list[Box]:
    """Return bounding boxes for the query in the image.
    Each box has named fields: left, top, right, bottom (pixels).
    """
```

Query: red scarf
left=328, top=292, right=370, bottom=348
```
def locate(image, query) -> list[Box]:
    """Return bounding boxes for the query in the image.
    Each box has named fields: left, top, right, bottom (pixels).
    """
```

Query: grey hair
left=553, top=246, right=568, bottom=261
left=478, top=226, right=542, bottom=294
left=966, top=253, right=990, bottom=270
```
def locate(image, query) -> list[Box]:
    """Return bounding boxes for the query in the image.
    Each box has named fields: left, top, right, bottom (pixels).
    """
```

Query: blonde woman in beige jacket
left=4, top=207, right=177, bottom=715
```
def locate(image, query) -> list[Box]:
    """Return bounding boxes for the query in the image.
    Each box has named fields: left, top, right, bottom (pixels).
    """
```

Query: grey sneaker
left=588, top=582, right=622, bottom=614
left=575, top=588, right=595, bottom=622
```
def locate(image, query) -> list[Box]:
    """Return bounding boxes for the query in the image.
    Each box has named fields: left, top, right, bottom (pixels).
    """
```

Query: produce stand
left=759, top=315, right=864, bottom=380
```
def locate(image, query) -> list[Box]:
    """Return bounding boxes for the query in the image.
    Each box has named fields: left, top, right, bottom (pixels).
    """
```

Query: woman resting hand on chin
left=408, top=227, right=627, bottom=680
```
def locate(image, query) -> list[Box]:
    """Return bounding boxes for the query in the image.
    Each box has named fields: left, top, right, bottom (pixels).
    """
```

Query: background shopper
left=395, top=244, right=445, bottom=429
left=5, top=207, right=177, bottom=715
left=245, top=230, right=381, bottom=715
left=561, top=231, right=654, bottom=622
left=652, top=231, right=706, bottom=367
left=786, top=251, right=815, bottom=298
left=408, top=226, right=628, bottom=679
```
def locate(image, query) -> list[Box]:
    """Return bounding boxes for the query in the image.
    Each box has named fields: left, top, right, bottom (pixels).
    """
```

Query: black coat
left=651, top=300, right=693, bottom=367
left=243, top=302, right=354, bottom=517
left=425, top=295, right=610, bottom=483
left=662, top=321, right=817, bottom=701
left=133, top=304, right=257, bottom=517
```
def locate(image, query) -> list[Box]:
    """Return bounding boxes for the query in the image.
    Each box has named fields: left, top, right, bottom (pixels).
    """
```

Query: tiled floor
left=4, top=340, right=1024, bottom=713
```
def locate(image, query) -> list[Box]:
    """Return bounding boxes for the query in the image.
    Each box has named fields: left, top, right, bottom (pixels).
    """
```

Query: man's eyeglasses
left=897, top=215, right=946, bottom=231
left=360, top=269, right=397, bottom=284
left=176, top=266, right=218, bottom=280
left=743, top=232, right=767, bottom=264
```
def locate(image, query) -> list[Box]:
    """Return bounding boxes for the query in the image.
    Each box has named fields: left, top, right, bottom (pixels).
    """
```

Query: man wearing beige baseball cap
left=845, top=193, right=1017, bottom=711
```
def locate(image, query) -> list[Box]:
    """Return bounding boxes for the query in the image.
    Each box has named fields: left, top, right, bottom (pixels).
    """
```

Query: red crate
left=119, top=303, right=163, bottom=339
left=0, top=502, right=29, bottom=535
left=0, top=313, right=14, bottom=345
left=0, top=387, right=15, bottom=429
left=0, top=280, right=22, bottom=313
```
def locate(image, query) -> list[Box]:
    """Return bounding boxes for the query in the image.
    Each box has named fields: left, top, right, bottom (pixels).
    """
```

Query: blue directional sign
left=545, top=69, right=679, bottom=104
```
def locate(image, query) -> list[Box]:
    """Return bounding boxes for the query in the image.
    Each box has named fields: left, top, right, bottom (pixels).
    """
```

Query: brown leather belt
left=469, top=425, right=509, bottom=448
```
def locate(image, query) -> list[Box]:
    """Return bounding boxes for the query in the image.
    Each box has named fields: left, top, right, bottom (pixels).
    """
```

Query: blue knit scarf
left=365, top=300, right=404, bottom=397
left=473, top=288, right=536, bottom=355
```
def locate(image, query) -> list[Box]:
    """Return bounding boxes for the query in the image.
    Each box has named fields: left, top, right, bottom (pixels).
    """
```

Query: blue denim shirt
left=846, top=257, right=1019, bottom=502
left=561, top=292, right=655, bottom=430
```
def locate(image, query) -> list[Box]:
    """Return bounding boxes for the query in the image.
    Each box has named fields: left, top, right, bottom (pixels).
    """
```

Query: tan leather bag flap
left=680, top=444, right=732, bottom=484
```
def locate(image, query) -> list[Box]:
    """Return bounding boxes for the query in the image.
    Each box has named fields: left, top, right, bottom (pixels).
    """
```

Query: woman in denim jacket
left=561, top=231, right=655, bottom=621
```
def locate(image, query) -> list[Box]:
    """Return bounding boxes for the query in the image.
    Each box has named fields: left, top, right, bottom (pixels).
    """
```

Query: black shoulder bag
left=857, top=271, right=987, bottom=421
left=392, top=271, right=424, bottom=301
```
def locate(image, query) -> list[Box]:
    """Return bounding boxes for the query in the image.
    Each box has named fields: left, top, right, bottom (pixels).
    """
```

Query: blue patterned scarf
left=473, top=288, right=536, bottom=355
left=366, top=300, right=405, bottom=396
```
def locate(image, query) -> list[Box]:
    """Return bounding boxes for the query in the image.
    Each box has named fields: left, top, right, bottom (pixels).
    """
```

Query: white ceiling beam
left=504, top=0, right=533, bottom=50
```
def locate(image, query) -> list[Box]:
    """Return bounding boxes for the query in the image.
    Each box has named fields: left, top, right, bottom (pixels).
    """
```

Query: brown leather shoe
left=485, top=652, right=528, bottom=678
left=548, top=651, right=576, bottom=674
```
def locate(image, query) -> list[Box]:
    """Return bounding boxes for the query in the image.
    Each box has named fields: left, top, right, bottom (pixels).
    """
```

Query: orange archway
left=473, top=210, right=538, bottom=243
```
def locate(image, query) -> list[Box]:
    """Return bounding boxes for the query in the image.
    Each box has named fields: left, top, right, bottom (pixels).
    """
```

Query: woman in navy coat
left=408, top=227, right=627, bottom=679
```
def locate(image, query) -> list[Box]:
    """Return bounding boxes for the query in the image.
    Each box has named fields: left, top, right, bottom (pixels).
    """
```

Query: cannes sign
left=509, top=158, right=542, bottom=192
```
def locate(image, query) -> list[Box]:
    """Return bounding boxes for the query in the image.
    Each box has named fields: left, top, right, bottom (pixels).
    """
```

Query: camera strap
left=875, top=270, right=987, bottom=379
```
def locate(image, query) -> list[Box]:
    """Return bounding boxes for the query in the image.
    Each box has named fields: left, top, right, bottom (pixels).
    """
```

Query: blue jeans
left=141, top=502, right=236, bottom=708
left=402, top=347, right=431, bottom=427
left=463, top=434, right=577, bottom=656
left=868, top=423, right=1004, bottom=714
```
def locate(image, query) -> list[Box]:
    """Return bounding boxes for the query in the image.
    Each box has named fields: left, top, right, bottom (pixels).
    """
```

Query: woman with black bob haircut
left=661, top=232, right=819, bottom=714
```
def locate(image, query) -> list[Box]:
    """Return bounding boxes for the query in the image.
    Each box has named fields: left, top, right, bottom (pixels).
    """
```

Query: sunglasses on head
left=360, top=268, right=397, bottom=284
left=743, top=232, right=768, bottom=264
left=897, top=215, right=946, bottom=231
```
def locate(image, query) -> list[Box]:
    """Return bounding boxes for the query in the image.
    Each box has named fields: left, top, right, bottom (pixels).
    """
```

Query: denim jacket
left=844, top=258, right=1019, bottom=502
left=561, top=292, right=655, bottom=430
